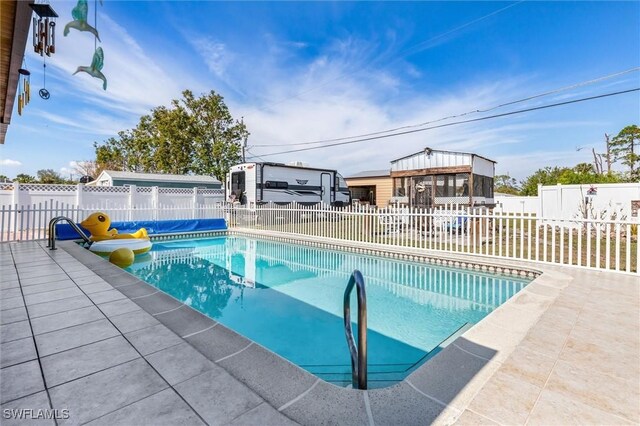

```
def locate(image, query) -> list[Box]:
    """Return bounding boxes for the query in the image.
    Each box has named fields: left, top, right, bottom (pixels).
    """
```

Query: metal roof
left=391, top=147, right=497, bottom=164
left=345, top=169, right=391, bottom=179
left=96, top=170, right=220, bottom=184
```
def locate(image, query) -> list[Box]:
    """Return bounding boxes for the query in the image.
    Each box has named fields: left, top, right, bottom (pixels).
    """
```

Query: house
left=87, top=170, right=222, bottom=189
left=390, top=148, right=496, bottom=208
left=344, top=170, right=392, bottom=207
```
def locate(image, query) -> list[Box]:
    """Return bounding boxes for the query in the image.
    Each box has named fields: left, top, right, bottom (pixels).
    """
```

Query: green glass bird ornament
left=64, top=0, right=101, bottom=41
left=73, top=47, right=107, bottom=90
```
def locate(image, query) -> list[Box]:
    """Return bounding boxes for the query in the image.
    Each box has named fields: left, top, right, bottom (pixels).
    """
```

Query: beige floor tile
left=453, top=409, right=499, bottom=425
left=546, top=360, right=640, bottom=422
left=527, top=389, right=633, bottom=425
left=559, top=337, right=640, bottom=380
left=499, top=346, right=556, bottom=388
left=467, top=370, right=542, bottom=425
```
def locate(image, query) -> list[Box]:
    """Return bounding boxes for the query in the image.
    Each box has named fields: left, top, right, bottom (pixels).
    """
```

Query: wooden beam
left=1, top=0, right=33, bottom=144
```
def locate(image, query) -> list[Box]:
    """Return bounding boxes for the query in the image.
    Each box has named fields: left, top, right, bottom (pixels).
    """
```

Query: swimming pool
left=126, top=235, right=531, bottom=388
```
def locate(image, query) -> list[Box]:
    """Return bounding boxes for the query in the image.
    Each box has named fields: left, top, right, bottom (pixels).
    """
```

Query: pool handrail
left=47, top=216, right=91, bottom=250
left=343, top=269, right=367, bottom=390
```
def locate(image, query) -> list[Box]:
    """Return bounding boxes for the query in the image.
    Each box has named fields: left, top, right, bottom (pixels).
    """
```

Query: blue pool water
left=126, top=236, right=530, bottom=387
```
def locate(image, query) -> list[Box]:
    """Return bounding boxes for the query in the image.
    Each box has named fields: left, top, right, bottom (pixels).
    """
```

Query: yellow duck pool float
left=80, top=212, right=152, bottom=256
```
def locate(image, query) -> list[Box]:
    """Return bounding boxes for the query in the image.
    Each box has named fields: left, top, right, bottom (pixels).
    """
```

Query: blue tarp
left=55, top=218, right=227, bottom=241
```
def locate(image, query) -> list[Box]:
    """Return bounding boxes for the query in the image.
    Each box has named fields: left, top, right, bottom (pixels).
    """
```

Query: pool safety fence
left=227, top=203, right=639, bottom=275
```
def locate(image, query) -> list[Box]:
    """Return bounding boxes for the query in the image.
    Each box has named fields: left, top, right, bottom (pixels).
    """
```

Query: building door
left=411, top=177, right=432, bottom=209
left=321, top=173, right=332, bottom=204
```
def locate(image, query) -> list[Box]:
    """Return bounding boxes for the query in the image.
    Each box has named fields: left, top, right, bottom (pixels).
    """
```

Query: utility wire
left=254, top=87, right=639, bottom=158
left=246, top=1, right=525, bottom=116
left=249, top=67, right=640, bottom=148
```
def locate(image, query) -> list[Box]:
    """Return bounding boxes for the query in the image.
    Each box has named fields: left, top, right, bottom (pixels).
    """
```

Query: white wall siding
left=472, top=157, right=495, bottom=177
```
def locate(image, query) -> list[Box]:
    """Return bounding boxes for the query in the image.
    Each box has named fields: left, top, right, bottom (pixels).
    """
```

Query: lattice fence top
left=84, top=186, right=130, bottom=193
left=158, top=188, right=194, bottom=194
left=198, top=189, right=224, bottom=195
left=136, top=187, right=153, bottom=193
left=19, top=184, right=77, bottom=192
left=0, top=184, right=13, bottom=191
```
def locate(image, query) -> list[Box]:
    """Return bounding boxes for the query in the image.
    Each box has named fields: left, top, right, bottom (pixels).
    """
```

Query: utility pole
left=241, top=117, right=247, bottom=163
left=605, top=133, right=612, bottom=174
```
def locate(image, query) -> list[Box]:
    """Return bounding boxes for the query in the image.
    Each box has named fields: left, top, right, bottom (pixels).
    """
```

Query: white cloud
left=189, top=37, right=232, bottom=78
left=0, top=159, right=22, bottom=167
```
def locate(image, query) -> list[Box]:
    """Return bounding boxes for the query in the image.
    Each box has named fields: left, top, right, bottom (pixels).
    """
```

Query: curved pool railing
left=343, top=269, right=367, bottom=389
left=47, top=216, right=92, bottom=250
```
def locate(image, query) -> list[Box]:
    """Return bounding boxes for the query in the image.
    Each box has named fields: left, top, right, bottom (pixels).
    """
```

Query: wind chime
left=66, top=0, right=107, bottom=90
left=29, top=2, right=58, bottom=100
left=17, top=64, right=30, bottom=116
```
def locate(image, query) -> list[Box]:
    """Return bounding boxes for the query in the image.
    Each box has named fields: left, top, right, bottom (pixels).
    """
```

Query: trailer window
left=231, top=172, right=245, bottom=196
left=265, top=181, right=288, bottom=189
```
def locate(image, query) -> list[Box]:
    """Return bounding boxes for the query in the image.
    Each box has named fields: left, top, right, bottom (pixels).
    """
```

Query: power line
left=254, top=87, right=639, bottom=158
left=246, top=1, right=525, bottom=116
left=249, top=67, right=640, bottom=148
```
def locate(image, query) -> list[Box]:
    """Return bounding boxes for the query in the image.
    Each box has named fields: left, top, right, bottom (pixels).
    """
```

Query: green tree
left=36, top=169, right=66, bottom=184
left=610, top=125, right=640, bottom=181
left=519, top=167, right=568, bottom=196
left=0, top=175, right=11, bottom=183
left=494, top=174, right=520, bottom=195
left=94, top=90, right=248, bottom=180
left=520, top=164, right=623, bottom=195
left=13, top=173, right=36, bottom=183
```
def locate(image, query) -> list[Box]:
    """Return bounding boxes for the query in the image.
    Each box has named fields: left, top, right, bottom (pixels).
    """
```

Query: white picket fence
left=227, top=203, right=639, bottom=274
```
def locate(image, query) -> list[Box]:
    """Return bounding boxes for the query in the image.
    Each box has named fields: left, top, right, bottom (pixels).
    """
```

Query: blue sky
left=1, top=1, right=639, bottom=181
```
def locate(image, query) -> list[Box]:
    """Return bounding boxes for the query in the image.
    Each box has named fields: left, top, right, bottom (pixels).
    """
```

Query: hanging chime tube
left=49, top=22, right=56, bottom=54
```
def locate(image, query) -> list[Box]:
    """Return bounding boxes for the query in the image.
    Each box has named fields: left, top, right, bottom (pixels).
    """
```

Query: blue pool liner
left=54, top=218, right=227, bottom=240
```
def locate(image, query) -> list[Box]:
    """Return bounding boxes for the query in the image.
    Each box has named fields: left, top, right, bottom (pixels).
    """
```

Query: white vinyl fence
left=228, top=203, right=639, bottom=274
left=0, top=183, right=225, bottom=210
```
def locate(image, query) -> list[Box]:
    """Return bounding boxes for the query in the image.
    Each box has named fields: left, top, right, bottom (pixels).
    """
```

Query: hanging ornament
left=64, top=0, right=101, bottom=41
left=74, top=47, right=107, bottom=90
left=70, top=0, right=107, bottom=91
left=17, top=65, right=31, bottom=116
left=30, top=2, right=58, bottom=57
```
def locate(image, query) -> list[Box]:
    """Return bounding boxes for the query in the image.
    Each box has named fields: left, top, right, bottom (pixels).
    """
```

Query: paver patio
left=0, top=239, right=638, bottom=425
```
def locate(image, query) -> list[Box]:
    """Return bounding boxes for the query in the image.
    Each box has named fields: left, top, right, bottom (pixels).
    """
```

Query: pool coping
left=53, top=229, right=575, bottom=425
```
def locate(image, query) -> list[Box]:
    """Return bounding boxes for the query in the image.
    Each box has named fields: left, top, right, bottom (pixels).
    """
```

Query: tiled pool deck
left=1, top=238, right=638, bottom=425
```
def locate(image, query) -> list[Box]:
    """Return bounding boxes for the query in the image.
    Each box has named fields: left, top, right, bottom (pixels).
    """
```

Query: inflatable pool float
left=79, top=212, right=152, bottom=258
left=89, top=239, right=152, bottom=256
left=81, top=212, right=149, bottom=242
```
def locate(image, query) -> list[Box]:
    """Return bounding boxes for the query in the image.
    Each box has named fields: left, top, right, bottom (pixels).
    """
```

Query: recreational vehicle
left=226, top=162, right=350, bottom=206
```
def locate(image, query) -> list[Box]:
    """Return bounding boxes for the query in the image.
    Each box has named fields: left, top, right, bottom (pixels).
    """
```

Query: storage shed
left=87, top=170, right=222, bottom=189
left=390, top=148, right=496, bottom=208
left=344, top=170, right=392, bottom=207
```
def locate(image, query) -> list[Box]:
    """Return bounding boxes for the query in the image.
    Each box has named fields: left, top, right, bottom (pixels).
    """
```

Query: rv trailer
left=226, top=162, right=350, bottom=206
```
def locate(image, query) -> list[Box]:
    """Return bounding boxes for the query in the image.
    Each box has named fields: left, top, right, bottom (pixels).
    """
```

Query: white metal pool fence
left=228, top=203, right=639, bottom=275
left=1, top=201, right=637, bottom=274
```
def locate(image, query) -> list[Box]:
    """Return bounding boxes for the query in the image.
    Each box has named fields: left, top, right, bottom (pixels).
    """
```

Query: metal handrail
left=47, top=216, right=91, bottom=250
left=343, top=270, right=367, bottom=389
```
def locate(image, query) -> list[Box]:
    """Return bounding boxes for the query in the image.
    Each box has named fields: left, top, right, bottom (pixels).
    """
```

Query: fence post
left=128, top=185, right=136, bottom=221
left=11, top=182, right=20, bottom=207
left=76, top=183, right=84, bottom=208
left=192, top=187, right=198, bottom=219
left=152, top=186, right=159, bottom=220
